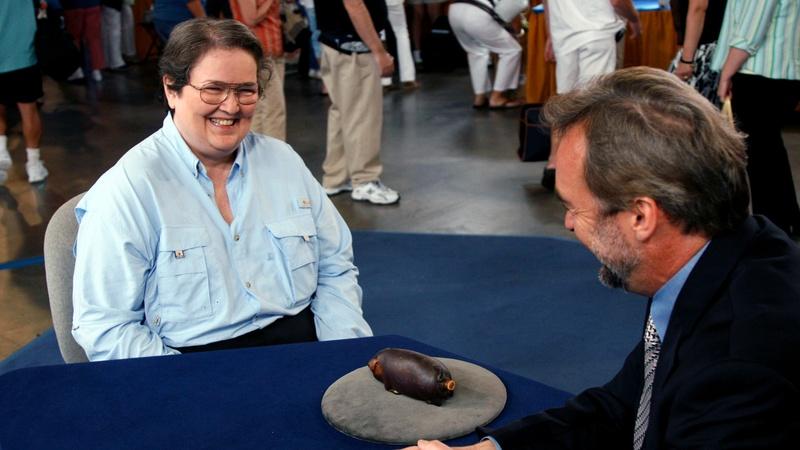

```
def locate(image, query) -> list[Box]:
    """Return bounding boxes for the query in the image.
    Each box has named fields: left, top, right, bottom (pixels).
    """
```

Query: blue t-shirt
left=153, top=0, right=195, bottom=23
left=0, top=0, right=37, bottom=73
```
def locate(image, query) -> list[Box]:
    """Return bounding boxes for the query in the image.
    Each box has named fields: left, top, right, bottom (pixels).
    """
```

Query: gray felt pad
left=321, top=358, right=507, bottom=445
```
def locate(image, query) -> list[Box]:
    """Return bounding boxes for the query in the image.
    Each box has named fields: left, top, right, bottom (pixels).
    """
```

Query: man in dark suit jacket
left=405, top=67, right=800, bottom=450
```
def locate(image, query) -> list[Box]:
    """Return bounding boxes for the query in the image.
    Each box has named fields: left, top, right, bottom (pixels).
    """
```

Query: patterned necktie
left=633, top=315, right=661, bottom=450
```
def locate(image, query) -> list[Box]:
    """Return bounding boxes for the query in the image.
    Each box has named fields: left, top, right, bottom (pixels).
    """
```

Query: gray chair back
left=43, top=192, right=88, bottom=363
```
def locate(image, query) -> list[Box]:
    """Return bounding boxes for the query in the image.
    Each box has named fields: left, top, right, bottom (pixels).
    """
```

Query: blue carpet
left=0, top=231, right=646, bottom=394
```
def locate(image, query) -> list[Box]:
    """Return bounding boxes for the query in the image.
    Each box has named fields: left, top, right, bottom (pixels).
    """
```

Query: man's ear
left=628, top=197, right=659, bottom=242
left=163, top=75, right=177, bottom=109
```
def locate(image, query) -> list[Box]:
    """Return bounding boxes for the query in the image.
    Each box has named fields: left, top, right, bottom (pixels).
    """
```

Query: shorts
left=0, top=65, right=44, bottom=104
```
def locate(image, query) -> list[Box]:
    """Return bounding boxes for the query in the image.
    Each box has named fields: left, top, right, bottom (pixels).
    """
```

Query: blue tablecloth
left=0, top=335, right=572, bottom=449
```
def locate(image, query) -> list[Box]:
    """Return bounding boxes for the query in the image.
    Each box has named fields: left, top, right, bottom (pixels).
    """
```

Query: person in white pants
left=448, top=1, right=522, bottom=109
left=539, top=0, right=640, bottom=191
left=382, top=0, right=418, bottom=89
left=101, top=0, right=126, bottom=70
left=120, top=0, right=137, bottom=62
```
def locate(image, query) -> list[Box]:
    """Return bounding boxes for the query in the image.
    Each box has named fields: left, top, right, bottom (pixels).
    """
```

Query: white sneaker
left=324, top=181, right=352, bottom=196
left=92, top=69, right=103, bottom=82
left=351, top=180, right=400, bottom=205
left=0, top=169, right=7, bottom=185
left=67, top=67, right=84, bottom=81
left=26, top=159, right=48, bottom=183
left=0, top=148, right=11, bottom=172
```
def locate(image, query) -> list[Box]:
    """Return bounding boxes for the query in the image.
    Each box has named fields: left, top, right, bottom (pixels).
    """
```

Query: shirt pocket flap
left=158, top=226, right=210, bottom=251
left=267, top=215, right=318, bottom=239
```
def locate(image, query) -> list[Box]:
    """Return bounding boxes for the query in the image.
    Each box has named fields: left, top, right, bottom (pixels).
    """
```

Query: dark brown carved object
left=367, top=348, right=456, bottom=406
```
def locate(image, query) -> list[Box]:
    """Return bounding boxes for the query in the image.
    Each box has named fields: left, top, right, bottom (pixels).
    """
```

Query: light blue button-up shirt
left=650, top=241, right=709, bottom=340
left=72, top=114, right=372, bottom=360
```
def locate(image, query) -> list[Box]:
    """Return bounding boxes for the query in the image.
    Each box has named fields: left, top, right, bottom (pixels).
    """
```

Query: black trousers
left=731, top=73, right=800, bottom=235
left=175, top=306, right=318, bottom=354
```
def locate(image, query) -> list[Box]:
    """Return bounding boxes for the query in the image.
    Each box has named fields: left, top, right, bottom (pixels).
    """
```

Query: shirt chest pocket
left=267, top=215, right=319, bottom=303
left=156, top=227, right=213, bottom=322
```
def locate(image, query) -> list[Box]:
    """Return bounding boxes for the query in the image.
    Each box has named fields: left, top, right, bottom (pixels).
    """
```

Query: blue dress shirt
left=72, top=114, right=372, bottom=360
left=650, top=242, right=709, bottom=340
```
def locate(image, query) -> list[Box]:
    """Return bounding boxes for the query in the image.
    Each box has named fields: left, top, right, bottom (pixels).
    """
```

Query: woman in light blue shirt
left=72, top=18, right=373, bottom=361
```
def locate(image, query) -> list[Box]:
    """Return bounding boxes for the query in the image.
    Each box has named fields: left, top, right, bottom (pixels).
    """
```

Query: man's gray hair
left=543, top=67, right=749, bottom=236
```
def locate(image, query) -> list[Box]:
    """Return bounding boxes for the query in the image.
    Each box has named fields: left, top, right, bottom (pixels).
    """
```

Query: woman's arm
left=187, top=0, right=207, bottom=18
left=238, top=0, right=275, bottom=28
left=675, top=0, right=708, bottom=80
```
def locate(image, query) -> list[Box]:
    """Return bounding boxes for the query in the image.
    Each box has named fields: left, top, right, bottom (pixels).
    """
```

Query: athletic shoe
left=26, top=159, right=48, bottom=183
left=351, top=180, right=399, bottom=205
left=324, top=181, right=352, bottom=196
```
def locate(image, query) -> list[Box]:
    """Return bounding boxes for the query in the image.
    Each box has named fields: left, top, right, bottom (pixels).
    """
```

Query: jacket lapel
left=652, top=217, right=760, bottom=389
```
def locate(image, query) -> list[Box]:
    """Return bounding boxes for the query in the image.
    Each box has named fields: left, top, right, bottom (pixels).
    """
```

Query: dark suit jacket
left=486, top=216, right=800, bottom=449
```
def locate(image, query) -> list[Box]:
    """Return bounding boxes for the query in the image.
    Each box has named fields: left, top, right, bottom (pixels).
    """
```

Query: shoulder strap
left=450, top=0, right=509, bottom=30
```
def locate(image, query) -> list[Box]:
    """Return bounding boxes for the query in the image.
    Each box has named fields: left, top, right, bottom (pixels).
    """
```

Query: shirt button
left=245, top=281, right=252, bottom=289
left=234, top=234, right=240, bottom=241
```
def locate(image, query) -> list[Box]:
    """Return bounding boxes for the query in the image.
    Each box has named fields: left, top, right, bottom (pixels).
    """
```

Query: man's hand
left=373, top=50, right=395, bottom=77
left=401, top=439, right=497, bottom=450
left=627, top=18, right=641, bottom=39
left=545, top=38, right=556, bottom=63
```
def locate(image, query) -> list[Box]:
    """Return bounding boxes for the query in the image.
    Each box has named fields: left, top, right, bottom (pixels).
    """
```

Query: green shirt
left=0, top=0, right=38, bottom=74
left=711, top=0, right=800, bottom=80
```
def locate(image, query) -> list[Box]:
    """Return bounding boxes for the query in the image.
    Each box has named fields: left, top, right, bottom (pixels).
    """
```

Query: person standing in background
left=407, top=0, right=447, bottom=65
left=101, top=0, right=128, bottom=71
left=383, top=0, right=418, bottom=90
left=0, top=0, right=49, bottom=185
left=152, top=0, right=206, bottom=42
left=539, top=0, right=640, bottom=191
left=712, top=0, right=800, bottom=237
left=121, top=0, right=138, bottom=63
left=230, top=0, right=287, bottom=141
left=668, top=0, right=727, bottom=105
left=298, top=0, right=322, bottom=78
left=448, top=0, right=523, bottom=109
left=313, top=0, right=400, bottom=205
left=62, top=0, right=106, bottom=82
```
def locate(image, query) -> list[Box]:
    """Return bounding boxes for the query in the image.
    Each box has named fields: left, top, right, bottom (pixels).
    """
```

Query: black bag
left=518, top=104, right=551, bottom=162
left=421, top=15, right=466, bottom=72
left=35, top=12, right=81, bottom=81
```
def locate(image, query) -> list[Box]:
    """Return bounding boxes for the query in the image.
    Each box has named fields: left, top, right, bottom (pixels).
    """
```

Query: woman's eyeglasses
left=186, top=82, right=259, bottom=105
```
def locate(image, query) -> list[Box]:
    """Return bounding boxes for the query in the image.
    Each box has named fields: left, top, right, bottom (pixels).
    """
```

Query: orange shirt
left=230, top=0, right=283, bottom=57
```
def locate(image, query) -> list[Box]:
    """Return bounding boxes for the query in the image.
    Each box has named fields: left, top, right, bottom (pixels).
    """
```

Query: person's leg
left=0, top=104, right=9, bottom=173
left=63, top=8, right=87, bottom=80
left=121, top=4, right=137, bottom=59
left=471, top=17, right=521, bottom=106
left=18, top=102, right=48, bottom=183
left=411, top=3, right=425, bottom=63
left=84, top=6, right=106, bottom=76
left=251, top=58, right=287, bottom=141
left=576, top=38, right=616, bottom=88
left=449, top=5, right=491, bottom=105
left=732, top=73, right=800, bottom=234
left=319, top=45, right=350, bottom=190
left=388, top=2, right=416, bottom=84
left=102, top=6, right=125, bottom=69
left=338, top=53, right=384, bottom=186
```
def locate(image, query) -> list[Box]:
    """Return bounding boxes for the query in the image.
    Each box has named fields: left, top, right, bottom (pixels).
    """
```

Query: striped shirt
left=230, top=0, right=284, bottom=57
left=710, top=0, right=800, bottom=80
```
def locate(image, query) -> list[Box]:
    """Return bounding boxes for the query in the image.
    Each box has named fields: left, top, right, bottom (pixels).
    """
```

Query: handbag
left=281, top=0, right=310, bottom=53
left=34, top=8, right=81, bottom=81
left=518, top=104, right=551, bottom=162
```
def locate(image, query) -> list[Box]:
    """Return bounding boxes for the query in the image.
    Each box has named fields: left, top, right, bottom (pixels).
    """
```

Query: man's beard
left=590, top=217, right=641, bottom=290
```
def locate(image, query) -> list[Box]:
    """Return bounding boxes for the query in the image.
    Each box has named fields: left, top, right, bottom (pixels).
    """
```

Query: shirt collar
left=650, top=240, right=710, bottom=339
left=161, top=113, right=247, bottom=179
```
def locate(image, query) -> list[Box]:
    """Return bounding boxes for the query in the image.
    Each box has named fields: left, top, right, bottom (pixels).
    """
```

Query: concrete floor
left=1, top=62, right=798, bottom=360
